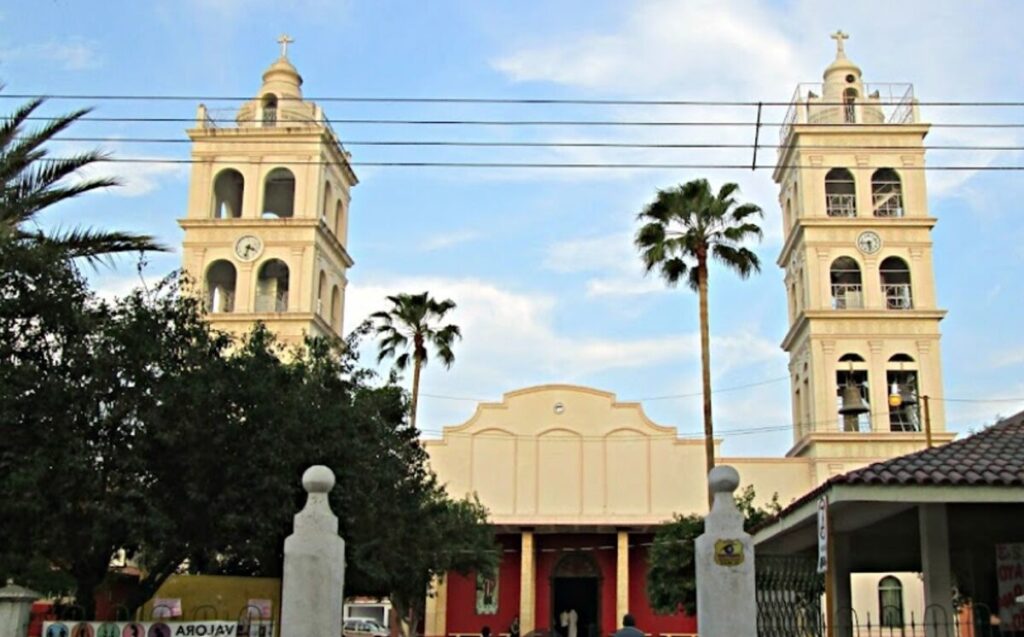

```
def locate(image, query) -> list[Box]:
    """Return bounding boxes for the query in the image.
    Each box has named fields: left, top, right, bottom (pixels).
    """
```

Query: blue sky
left=4, top=0, right=1023, bottom=457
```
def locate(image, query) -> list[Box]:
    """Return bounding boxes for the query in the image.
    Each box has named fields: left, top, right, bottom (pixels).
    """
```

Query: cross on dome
left=831, top=30, right=849, bottom=57
left=277, top=34, right=294, bottom=58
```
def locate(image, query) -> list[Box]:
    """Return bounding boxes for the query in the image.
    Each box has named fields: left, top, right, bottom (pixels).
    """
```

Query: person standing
left=509, top=615, right=520, bottom=637
left=612, top=614, right=643, bottom=637
left=567, top=609, right=578, bottom=637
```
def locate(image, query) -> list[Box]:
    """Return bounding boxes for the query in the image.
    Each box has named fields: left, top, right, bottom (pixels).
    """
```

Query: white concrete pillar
left=519, top=530, right=536, bottom=635
left=695, top=466, right=756, bottom=637
left=919, top=504, right=954, bottom=637
left=281, top=465, right=346, bottom=637
left=616, top=531, right=630, bottom=622
left=0, top=580, right=39, bottom=637
left=424, top=575, right=448, bottom=637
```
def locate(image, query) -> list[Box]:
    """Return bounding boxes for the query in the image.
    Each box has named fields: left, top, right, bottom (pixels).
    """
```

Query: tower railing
left=831, top=284, right=863, bottom=309
left=825, top=193, right=857, bottom=217
left=779, top=83, right=917, bottom=144
left=882, top=284, right=913, bottom=310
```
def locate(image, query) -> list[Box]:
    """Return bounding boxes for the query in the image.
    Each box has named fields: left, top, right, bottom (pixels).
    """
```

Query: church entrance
left=550, top=554, right=601, bottom=637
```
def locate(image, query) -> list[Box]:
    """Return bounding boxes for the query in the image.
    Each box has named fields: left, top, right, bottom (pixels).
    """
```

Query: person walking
left=612, top=614, right=643, bottom=637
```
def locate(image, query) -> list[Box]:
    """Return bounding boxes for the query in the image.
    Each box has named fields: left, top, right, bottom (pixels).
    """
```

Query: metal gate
left=756, top=555, right=825, bottom=637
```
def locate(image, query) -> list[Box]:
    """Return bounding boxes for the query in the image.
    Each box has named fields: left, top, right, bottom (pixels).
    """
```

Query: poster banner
left=43, top=620, right=274, bottom=637
left=816, top=496, right=828, bottom=574
left=475, top=570, right=499, bottom=615
left=996, top=543, right=1024, bottom=632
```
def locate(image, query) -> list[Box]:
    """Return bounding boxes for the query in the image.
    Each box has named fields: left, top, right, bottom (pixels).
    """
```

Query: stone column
left=0, top=580, right=39, bottom=637
left=695, top=466, right=756, bottom=637
left=424, top=575, right=448, bottom=637
left=616, top=531, right=629, bottom=623
left=281, top=466, right=346, bottom=637
left=519, top=530, right=536, bottom=635
left=919, top=504, right=954, bottom=637
left=829, top=533, right=853, bottom=637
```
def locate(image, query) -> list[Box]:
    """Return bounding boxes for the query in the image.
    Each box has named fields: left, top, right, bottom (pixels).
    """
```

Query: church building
left=179, top=34, right=955, bottom=637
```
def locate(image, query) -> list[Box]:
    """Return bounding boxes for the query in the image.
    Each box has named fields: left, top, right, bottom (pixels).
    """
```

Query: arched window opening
left=830, top=257, right=863, bottom=309
left=331, top=285, right=342, bottom=333
left=322, top=182, right=333, bottom=223
left=878, top=576, right=904, bottom=628
left=334, top=200, right=345, bottom=239
left=880, top=256, right=913, bottom=309
left=843, top=88, right=858, bottom=123
left=887, top=354, right=920, bottom=432
left=262, top=168, right=295, bottom=218
left=825, top=168, right=856, bottom=217
left=255, top=259, right=289, bottom=312
left=262, top=94, right=278, bottom=127
left=836, top=353, right=870, bottom=432
left=205, top=260, right=237, bottom=313
left=784, top=198, right=792, bottom=229
left=317, top=271, right=327, bottom=315
left=212, top=169, right=244, bottom=219
left=872, top=168, right=904, bottom=217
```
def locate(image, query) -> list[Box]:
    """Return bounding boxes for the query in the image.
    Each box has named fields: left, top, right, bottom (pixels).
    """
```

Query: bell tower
left=774, top=32, right=955, bottom=475
left=180, top=36, right=356, bottom=348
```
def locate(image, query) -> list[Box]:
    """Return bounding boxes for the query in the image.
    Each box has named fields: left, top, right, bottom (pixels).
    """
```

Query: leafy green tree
left=0, top=252, right=494, bottom=620
left=635, top=179, right=763, bottom=486
left=370, top=292, right=461, bottom=430
left=0, top=96, right=167, bottom=263
left=646, top=486, right=780, bottom=615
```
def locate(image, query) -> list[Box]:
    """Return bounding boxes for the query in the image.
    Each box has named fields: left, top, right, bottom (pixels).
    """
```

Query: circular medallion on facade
left=856, top=230, right=882, bottom=255
left=234, top=234, right=264, bottom=261
left=553, top=402, right=565, bottom=415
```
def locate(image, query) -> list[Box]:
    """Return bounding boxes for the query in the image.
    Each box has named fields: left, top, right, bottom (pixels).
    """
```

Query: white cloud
left=61, top=141, right=188, bottom=198
left=421, top=229, right=483, bottom=252
left=1, top=38, right=102, bottom=71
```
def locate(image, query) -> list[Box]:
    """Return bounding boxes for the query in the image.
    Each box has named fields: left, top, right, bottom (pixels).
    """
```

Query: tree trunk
left=72, top=573, right=100, bottom=620
left=697, top=259, right=715, bottom=509
left=410, top=357, right=422, bottom=431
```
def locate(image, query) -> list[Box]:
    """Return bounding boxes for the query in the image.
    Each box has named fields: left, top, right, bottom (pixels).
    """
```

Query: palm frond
left=27, top=228, right=168, bottom=267
left=712, top=245, right=761, bottom=278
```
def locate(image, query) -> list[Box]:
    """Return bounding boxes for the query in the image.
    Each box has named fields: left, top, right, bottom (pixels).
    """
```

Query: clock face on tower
left=856, top=230, right=882, bottom=255
left=234, top=234, right=263, bottom=261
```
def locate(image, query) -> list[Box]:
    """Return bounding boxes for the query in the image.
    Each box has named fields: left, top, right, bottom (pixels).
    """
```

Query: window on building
left=872, top=168, right=904, bottom=217
left=262, top=168, right=296, bottom=218
left=878, top=576, right=904, bottom=628
left=205, top=260, right=237, bottom=313
left=830, top=257, right=863, bottom=309
left=836, top=353, right=870, bottom=432
left=880, top=257, right=913, bottom=309
left=331, top=285, right=342, bottom=333
left=255, top=259, right=289, bottom=312
left=317, top=271, right=327, bottom=315
left=212, top=169, right=244, bottom=219
left=322, top=182, right=333, bottom=224
left=887, top=354, right=920, bottom=432
left=262, top=94, right=278, bottom=127
left=825, top=168, right=857, bottom=217
left=335, top=200, right=345, bottom=239
left=843, top=88, right=858, bottom=123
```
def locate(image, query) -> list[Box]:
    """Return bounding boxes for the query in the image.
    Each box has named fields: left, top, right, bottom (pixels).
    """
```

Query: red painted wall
left=627, top=542, right=696, bottom=634
left=534, top=534, right=617, bottom=636
left=446, top=534, right=521, bottom=636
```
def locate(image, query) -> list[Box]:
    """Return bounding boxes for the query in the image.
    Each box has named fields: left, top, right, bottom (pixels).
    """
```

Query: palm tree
left=371, top=292, right=461, bottom=430
left=635, top=178, right=763, bottom=488
left=0, top=96, right=167, bottom=263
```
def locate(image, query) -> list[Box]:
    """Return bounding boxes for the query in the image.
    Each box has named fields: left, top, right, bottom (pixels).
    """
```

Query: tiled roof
left=833, top=409, right=1024, bottom=487
left=759, top=409, right=1024, bottom=529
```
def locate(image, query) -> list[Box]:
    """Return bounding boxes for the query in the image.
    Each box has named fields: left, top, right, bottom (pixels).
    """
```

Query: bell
left=888, top=382, right=903, bottom=408
left=899, top=384, right=918, bottom=407
left=839, top=383, right=869, bottom=416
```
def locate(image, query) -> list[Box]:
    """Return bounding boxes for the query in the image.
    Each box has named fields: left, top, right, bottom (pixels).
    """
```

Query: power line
left=40, top=156, right=1024, bottom=171
left=31, top=136, right=1024, bottom=152
left=7, top=92, right=1024, bottom=107
left=20, top=115, right=1024, bottom=129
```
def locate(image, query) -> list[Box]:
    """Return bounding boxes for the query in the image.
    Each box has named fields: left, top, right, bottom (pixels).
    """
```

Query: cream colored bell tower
left=180, top=36, right=356, bottom=348
left=774, top=32, right=955, bottom=472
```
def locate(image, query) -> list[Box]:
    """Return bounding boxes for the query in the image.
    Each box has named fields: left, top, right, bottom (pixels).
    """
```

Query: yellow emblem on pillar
left=714, top=539, right=745, bottom=566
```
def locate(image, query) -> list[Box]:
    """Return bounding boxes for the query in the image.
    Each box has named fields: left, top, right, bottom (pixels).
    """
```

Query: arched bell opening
left=255, top=259, right=289, bottom=312
left=830, top=256, right=863, bottom=309
left=836, top=353, right=870, bottom=432
left=212, top=169, right=244, bottom=219
left=205, top=260, right=237, bottom=313
left=880, top=256, right=913, bottom=309
left=262, top=168, right=296, bottom=219
left=872, top=168, right=904, bottom=217
left=262, top=93, right=278, bottom=127
left=825, top=168, right=857, bottom=217
left=886, top=354, right=920, bottom=432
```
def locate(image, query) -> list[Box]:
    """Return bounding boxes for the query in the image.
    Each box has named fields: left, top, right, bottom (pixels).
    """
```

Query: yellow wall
left=142, top=574, right=281, bottom=630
